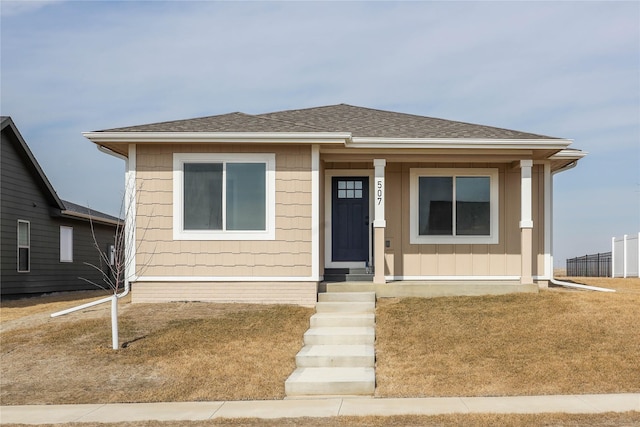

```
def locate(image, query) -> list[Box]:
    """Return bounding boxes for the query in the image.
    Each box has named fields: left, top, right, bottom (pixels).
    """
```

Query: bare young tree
left=52, top=178, right=154, bottom=350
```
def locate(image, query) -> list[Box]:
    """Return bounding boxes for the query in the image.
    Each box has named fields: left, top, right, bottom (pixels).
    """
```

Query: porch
left=319, top=280, right=539, bottom=298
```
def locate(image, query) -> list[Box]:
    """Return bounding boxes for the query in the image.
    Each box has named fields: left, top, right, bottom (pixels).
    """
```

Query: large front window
left=410, top=168, right=499, bottom=244
left=174, top=153, right=275, bottom=240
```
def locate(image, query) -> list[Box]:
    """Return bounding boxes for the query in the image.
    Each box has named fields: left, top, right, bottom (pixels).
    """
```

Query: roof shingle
left=99, top=104, right=562, bottom=140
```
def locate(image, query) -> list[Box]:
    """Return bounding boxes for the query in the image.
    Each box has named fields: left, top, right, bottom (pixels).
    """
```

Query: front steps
left=285, top=291, right=376, bottom=397
left=323, top=268, right=374, bottom=282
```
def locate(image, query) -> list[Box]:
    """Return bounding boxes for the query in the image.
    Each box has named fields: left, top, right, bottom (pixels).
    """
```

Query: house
left=1, top=117, right=121, bottom=297
left=83, top=104, right=585, bottom=306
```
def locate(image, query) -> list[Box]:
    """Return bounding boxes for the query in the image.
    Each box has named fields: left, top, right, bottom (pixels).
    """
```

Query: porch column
left=373, top=159, right=386, bottom=284
left=520, top=160, right=534, bottom=285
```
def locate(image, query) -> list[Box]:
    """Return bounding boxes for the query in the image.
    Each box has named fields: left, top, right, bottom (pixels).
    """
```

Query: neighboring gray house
left=1, top=116, right=121, bottom=297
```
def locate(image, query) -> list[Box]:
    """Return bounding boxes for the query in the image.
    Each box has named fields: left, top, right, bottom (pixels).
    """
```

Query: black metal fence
left=566, top=252, right=611, bottom=277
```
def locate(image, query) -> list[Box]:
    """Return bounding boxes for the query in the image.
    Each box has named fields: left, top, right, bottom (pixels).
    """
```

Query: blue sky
left=1, top=0, right=638, bottom=267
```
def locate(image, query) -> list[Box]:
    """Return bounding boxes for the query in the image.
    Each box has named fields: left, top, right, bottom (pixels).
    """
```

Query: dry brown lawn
left=1, top=277, right=639, bottom=409
left=1, top=293, right=313, bottom=405
left=375, top=277, right=640, bottom=397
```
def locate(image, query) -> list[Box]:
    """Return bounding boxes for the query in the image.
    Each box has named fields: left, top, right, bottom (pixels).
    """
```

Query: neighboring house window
left=173, top=153, right=276, bottom=240
left=60, top=226, right=73, bottom=262
left=17, top=220, right=30, bottom=272
left=410, top=168, right=499, bottom=244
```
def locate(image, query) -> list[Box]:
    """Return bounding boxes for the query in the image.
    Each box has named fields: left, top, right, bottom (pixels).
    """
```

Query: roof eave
left=83, top=131, right=353, bottom=145
left=549, top=148, right=588, bottom=173
left=59, top=210, right=122, bottom=226
left=348, top=137, right=574, bottom=150
left=549, top=148, right=588, bottom=160
left=84, top=131, right=576, bottom=158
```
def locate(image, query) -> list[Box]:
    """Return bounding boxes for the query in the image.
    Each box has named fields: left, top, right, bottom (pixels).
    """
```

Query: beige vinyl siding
left=132, top=281, right=317, bottom=306
left=382, top=162, right=546, bottom=278
left=135, top=144, right=313, bottom=278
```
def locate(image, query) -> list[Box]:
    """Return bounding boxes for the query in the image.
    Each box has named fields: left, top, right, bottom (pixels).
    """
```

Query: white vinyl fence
left=612, top=233, right=640, bottom=278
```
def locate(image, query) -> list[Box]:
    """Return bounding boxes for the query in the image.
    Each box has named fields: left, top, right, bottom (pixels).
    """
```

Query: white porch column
left=520, top=159, right=534, bottom=285
left=373, top=159, right=386, bottom=284
left=311, top=145, right=320, bottom=281
left=125, top=144, right=137, bottom=286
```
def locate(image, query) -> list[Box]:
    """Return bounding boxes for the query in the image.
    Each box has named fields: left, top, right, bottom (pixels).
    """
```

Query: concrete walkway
left=1, top=394, right=638, bottom=424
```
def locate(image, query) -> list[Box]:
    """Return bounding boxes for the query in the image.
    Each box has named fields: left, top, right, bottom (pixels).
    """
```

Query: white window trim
left=409, top=168, right=499, bottom=245
left=60, top=226, right=73, bottom=262
left=173, top=153, right=276, bottom=241
left=17, top=220, right=30, bottom=273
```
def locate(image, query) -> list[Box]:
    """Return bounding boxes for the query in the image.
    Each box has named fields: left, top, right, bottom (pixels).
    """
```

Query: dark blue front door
left=332, top=177, right=369, bottom=262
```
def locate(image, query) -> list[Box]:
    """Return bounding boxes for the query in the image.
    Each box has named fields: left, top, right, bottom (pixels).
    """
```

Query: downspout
left=550, top=161, right=615, bottom=293
left=97, top=144, right=131, bottom=301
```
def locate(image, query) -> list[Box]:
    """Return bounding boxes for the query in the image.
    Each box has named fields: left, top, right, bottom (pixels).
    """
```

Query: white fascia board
left=83, top=131, right=351, bottom=145
left=348, top=137, right=573, bottom=150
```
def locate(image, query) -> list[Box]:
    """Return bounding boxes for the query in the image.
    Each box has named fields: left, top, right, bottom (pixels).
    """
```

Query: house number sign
left=375, top=176, right=384, bottom=224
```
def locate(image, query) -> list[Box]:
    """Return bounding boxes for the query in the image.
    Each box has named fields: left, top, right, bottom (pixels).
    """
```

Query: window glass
left=337, top=180, right=363, bottom=199
left=17, top=221, right=30, bottom=272
left=418, top=177, right=453, bottom=235
left=18, top=221, right=29, bottom=246
left=18, top=249, right=29, bottom=271
left=226, top=163, right=266, bottom=230
left=456, top=177, right=490, bottom=235
left=60, top=226, right=73, bottom=262
left=183, top=163, right=223, bottom=230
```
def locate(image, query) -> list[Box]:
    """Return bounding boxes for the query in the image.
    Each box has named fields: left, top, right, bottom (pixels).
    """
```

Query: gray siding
left=1, top=129, right=118, bottom=296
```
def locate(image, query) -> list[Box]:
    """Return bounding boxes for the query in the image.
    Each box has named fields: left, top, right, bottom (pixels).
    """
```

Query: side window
left=17, top=220, right=30, bottom=272
left=60, top=226, right=73, bottom=262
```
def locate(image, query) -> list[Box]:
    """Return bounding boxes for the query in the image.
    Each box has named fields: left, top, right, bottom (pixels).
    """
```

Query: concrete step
left=304, top=327, right=375, bottom=345
left=323, top=274, right=374, bottom=282
left=310, top=312, right=375, bottom=328
left=284, top=367, right=375, bottom=396
left=325, top=283, right=376, bottom=293
left=295, top=345, right=375, bottom=368
left=315, top=301, right=375, bottom=314
left=318, top=292, right=376, bottom=303
left=323, top=268, right=374, bottom=283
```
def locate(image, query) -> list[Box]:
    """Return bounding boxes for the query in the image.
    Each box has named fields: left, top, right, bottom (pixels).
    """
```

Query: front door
left=332, top=177, right=369, bottom=262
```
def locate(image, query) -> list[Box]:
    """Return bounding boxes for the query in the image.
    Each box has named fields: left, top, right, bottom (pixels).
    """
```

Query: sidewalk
left=1, top=394, right=638, bottom=424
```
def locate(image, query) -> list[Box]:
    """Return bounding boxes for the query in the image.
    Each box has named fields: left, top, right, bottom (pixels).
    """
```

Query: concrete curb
left=1, top=394, right=638, bottom=424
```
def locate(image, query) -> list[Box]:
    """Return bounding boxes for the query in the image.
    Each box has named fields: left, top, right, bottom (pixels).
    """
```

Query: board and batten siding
left=132, top=144, right=316, bottom=305
left=382, top=162, right=546, bottom=279
left=1, top=130, right=117, bottom=296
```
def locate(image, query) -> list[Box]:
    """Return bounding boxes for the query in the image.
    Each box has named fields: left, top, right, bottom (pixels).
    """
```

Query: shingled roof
left=100, top=104, right=561, bottom=140
left=61, top=200, right=122, bottom=225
